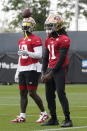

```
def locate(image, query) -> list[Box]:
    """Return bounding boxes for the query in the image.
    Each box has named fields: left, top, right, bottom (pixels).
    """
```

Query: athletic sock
left=41, top=111, right=47, bottom=115
left=20, top=113, right=26, bottom=118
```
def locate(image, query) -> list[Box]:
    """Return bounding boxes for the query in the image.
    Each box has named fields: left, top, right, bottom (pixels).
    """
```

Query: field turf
left=0, top=84, right=87, bottom=131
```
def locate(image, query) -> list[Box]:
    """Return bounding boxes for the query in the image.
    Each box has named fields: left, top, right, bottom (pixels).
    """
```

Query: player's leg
left=26, top=71, right=48, bottom=123
left=19, top=72, right=28, bottom=119
left=29, top=89, right=44, bottom=111
left=41, top=77, right=59, bottom=126
left=20, top=89, right=28, bottom=114
left=11, top=71, right=28, bottom=123
left=28, top=89, right=48, bottom=123
left=54, top=67, right=73, bottom=127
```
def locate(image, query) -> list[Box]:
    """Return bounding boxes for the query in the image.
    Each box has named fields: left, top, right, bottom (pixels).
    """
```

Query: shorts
left=19, top=71, right=40, bottom=90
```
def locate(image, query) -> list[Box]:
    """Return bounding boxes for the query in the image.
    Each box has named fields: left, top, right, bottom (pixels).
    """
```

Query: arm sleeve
left=52, top=47, right=68, bottom=73
left=42, top=48, right=49, bottom=73
left=16, top=57, right=20, bottom=73
left=27, top=46, right=42, bottom=59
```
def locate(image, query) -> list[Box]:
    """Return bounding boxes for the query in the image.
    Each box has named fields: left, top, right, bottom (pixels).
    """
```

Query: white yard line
left=0, top=104, right=19, bottom=106
left=35, top=126, right=87, bottom=131
left=0, top=103, right=87, bottom=108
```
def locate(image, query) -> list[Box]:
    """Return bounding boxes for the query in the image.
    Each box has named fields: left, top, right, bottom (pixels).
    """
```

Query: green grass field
left=0, top=84, right=87, bottom=131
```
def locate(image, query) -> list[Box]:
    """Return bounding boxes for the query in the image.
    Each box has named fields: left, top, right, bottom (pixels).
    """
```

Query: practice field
left=0, top=84, right=87, bottom=131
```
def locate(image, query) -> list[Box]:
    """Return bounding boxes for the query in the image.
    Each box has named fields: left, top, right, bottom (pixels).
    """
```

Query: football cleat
left=41, top=118, right=59, bottom=126
left=61, top=120, right=73, bottom=127
left=11, top=116, right=26, bottom=123
left=36, top=112, right=49, bottom=123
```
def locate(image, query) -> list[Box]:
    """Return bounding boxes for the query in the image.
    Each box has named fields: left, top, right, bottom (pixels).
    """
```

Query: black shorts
left=19, top=71, right=40, bottom=90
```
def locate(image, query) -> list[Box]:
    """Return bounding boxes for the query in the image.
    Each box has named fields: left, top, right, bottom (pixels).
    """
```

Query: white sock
left=20, top=113, right=26, bottom=118
left=41, top=111, right=47, bottom=115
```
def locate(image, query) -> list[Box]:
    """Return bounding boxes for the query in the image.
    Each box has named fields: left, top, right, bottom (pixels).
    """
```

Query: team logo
left=56, top=38, right=59, bottom=41
left=22, top=41, right=25, bottom=44
left=29, top=81, right=32, bottom=85
left=28, top=39, right=31, bottom=41
left=51, top=41, right=54, bottom=44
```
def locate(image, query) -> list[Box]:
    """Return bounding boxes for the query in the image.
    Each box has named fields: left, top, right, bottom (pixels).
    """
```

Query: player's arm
left=52, top=47, right=68, bottom=73
left=41, top=48, right=49, bottom=83
left=18, top=46, right=42, bottom=59
left=42, top=48, right=49, bottom=74
left=29, top=46, right=42, bottom=58
left=15, top=57, right=20, bottom=83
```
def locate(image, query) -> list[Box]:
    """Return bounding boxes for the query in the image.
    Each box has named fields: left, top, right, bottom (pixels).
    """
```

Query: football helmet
left=44, top=14, right=63, bottom=33
left=22, top=17, right=36, bottom=33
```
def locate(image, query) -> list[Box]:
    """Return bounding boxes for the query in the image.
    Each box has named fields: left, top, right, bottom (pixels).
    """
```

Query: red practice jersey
left=45, top=35, right=70, bottom=68
left=18, top=34, right=42, bottom=66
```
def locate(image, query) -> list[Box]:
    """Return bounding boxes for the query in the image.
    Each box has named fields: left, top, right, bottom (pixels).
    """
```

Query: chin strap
left=24, top=31, right=28, bottom=39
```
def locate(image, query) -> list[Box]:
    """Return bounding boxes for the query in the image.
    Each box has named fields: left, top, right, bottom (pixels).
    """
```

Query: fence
left=0, top=31, right=87, bottom=84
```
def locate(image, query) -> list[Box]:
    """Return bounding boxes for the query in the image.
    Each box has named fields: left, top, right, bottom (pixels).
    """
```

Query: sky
left=0, top=0, right=87, bottom=32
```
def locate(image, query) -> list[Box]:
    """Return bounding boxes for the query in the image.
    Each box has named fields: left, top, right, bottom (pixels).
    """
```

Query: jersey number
left=48, top=44, right=56, bottom=59
left=19, top=45, right=28, bottom=59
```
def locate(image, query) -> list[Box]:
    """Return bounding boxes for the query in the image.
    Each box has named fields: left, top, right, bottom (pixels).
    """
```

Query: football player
left=11, top=17, right=48, bottom=123
left=41, top=14, right=73, bottom=127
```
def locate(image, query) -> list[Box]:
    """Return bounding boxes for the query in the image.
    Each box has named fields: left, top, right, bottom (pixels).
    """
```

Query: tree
left=2, top=0, right=26, bottom=32
left=79, top=0, right=87, bottom=18
left=56, top=0, right=87, bottom=29
left=30, top=0, right=50, bottom=31
left=56, top=0, right=74, bottom=28
left=2, top=0, right=50, bottom=32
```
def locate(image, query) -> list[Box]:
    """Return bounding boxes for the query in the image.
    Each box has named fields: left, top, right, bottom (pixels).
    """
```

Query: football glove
left=15, top=71, right=19, bottom=83
left=18, top=49, right=42, bottom=59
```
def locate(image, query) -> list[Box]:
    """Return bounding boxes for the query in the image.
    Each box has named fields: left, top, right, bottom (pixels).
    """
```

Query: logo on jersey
left=28, top=39, right=31, bottom=41
left=36, top=41, right=40, bottom=42
left=51, top=41, right=54, bottom=44
left=29, top=81, right=32, bottom=85
left=56, top=38, right=59, bottom=41
left=22, top=41, right=25, bottom=44
left=65, top=39, right=68, bottom=42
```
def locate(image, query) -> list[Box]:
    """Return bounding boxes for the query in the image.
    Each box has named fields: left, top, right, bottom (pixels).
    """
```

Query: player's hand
left=41, top=71, right=54, bottom=83
left=18, top=50, right=22, bottom=55
left=15, top=72, right=19, bottom=83
left=45, top=71, right=54, bottom=82
left=41, top=73, right=46, bottom=83
left=18, top=50, right=28, bottom=56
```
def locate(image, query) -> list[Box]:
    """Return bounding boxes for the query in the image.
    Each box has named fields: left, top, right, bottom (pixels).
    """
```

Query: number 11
left=48, top=44, right=56, bottom=59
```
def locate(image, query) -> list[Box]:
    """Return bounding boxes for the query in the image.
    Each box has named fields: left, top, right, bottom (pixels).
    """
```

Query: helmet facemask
left=44, top=23, right=61, bottom=34
left=44, top=23, right=55, bottom=34
left=22, top=22, right=34, bottom=33
left=22, top=17, right=36, bottom=39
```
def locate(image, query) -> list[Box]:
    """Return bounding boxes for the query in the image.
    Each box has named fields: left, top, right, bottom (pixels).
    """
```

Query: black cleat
left=41, top=118, right=59, bottom=126
left=61, top=120, right=73, bottom=127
